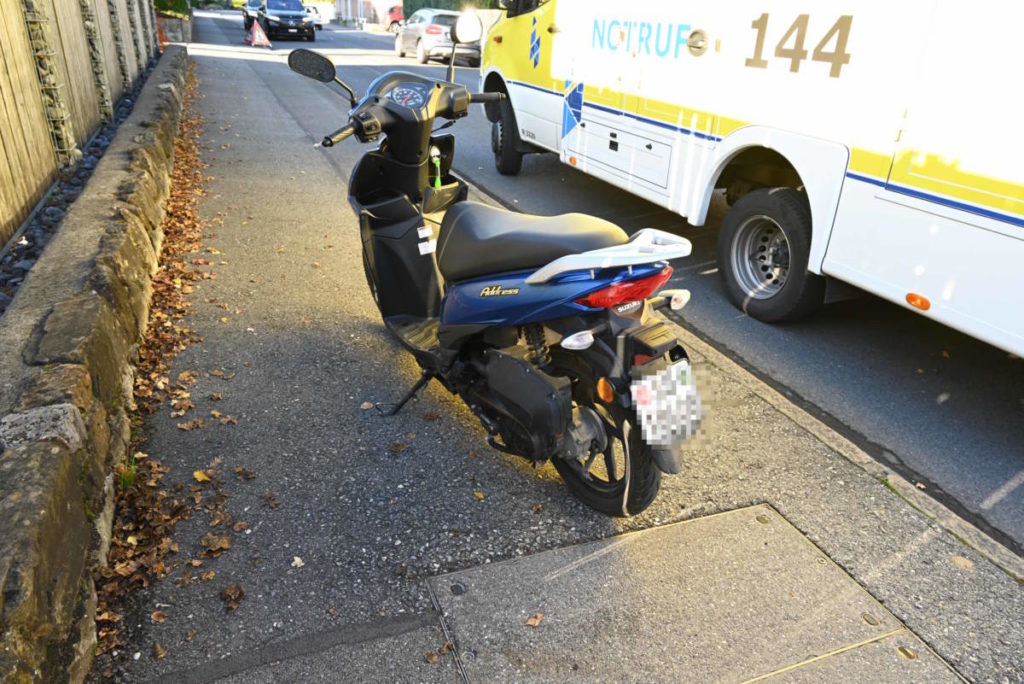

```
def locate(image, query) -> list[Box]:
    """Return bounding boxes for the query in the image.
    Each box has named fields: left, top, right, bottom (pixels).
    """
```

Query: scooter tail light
left=575, top=266, right=673, bottom=309
left=424, top=24, right=443, bottom=35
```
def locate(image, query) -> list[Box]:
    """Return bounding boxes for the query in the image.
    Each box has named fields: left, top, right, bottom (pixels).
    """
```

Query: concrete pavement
left=94, top=13, right=1023, bottom=682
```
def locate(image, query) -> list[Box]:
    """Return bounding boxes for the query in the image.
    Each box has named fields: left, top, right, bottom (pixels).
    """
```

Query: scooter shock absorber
left=524, top=324, right=551, bottom=368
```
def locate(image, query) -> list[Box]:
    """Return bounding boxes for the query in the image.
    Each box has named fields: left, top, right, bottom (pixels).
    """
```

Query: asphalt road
left=284, top=26, right=1024, bottom=552
left=94, top=13, right=1024, bottom=681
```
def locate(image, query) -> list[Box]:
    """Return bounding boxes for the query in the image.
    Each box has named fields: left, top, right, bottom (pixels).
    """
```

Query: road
left=271, top=25, right=1024, bottom=552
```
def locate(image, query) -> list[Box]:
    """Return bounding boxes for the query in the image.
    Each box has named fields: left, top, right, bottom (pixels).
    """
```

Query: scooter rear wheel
left=549, top=355, right=660, bottom=516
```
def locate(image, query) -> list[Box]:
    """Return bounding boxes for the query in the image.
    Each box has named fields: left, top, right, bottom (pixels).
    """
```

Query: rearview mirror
left=288, top=49, right=336, bottom=83
left=451, top=12, right=483, bottom=45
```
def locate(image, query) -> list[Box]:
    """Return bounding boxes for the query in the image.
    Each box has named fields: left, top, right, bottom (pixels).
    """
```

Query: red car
left=385, top=5, right=403, bottom=33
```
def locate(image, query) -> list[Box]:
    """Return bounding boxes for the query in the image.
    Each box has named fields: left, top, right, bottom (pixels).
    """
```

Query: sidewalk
left=101, top=14, right=1023, bottom=682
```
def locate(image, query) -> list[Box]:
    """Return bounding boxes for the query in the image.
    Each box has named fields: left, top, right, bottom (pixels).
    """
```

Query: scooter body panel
left=440, top=263, right=667, bottom=327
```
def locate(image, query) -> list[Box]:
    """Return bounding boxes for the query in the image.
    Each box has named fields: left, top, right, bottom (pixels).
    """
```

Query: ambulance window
left=506, top=0, right=547, bottom=18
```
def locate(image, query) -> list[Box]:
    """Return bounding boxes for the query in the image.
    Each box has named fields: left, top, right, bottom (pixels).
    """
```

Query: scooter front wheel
left=549, top=356, right=661, bottom=516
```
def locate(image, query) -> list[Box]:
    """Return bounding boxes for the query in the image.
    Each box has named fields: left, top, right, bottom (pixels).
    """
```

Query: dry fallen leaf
left=389, top=441, right=408, bottom=454
left=532, top=503, right=543, bottom=514
left=262, top=491, right=281, bottom=509
left=193, top=470, right=211, bottom=483
left=424, top=651, right=440, bottom=665
left=208, top=392, right=223, bottom=401
left=232, top=521, right=249, bottom=533
left=152, top=641, right=168, bottom=660
left=177, top=418, right=204, bottom=431
left=360, top=401, right=375, bottom=410
left=473, top=491, right=485, bottom=501
left=526, top=613, right=543, bottom=628
left=201, top=532, right=231, bottom=557
left=201, top=570, right=216, bottom=582
left=234, top=466, right=256, bottom=480
left=221, top=583, right=244, bottom=612
left=291, top=556, right=305, bottom=568
left=150, top=610, right=168, bottom=624
left=185, top=630, right=196, bottom=642
left=469, top=450, right=480, bottom=459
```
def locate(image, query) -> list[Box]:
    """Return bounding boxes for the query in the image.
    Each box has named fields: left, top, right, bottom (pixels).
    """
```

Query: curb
left=0, top=46, right=190, bottom=681
left=458, top=175, right=1024, bottom=584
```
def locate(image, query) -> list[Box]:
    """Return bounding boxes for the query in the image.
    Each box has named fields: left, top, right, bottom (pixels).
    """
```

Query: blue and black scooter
left=288, top=17, right=701, bottom=515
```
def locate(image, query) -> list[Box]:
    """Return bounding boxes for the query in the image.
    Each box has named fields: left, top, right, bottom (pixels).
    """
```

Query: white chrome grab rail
left=524, top=229, right=692, bottom=284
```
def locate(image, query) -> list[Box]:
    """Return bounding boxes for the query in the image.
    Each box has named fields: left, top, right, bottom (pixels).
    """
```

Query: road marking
left=980, top=467, right=1024, bottom=510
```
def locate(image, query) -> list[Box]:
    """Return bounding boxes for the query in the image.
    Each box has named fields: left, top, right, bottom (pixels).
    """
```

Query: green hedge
left=155, top=0, right=190, bottom=19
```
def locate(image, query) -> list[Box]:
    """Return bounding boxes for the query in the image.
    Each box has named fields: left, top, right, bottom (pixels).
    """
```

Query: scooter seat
left=437, top=201, right=629, bottom=282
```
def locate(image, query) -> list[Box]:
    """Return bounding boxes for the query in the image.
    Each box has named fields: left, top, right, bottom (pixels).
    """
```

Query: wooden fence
left=0, top=0, right=158, bottom=245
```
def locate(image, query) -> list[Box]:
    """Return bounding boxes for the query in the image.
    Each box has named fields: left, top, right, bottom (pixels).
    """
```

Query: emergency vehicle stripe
left=504, top=78, right=1023, bottom=225
left=847, top=173, right=1024, bottom=229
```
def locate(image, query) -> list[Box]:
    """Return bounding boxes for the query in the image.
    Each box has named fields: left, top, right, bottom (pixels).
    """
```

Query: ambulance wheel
left=416, top=40, right=429, bottom=64
left=491, top=103, right=523, bottom=175
left=394, top=34, right=404, bottom=57
left=717, top=187, right=824, bottom=323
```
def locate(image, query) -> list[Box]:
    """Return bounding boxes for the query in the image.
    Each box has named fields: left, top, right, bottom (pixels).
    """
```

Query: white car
left=305, top=5, right=322, bottom=30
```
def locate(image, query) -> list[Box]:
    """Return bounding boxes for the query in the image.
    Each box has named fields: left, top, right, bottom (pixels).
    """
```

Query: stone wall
left=0, top=46, right=188, bottom=682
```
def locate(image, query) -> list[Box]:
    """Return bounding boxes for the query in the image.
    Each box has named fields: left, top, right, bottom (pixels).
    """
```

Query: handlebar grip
left=321, top=123, right=356, bottom=148
left=467, top=92, right=507, bottom=104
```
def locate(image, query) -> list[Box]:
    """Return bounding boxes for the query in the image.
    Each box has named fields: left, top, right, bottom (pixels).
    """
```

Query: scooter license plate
left=630, top=359, right=702, bottom=448
left=288, top=28, right=298, bottom=32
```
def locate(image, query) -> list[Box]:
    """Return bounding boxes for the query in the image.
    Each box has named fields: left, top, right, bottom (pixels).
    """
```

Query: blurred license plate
left=630, top=359, right=702, bottom=447
left=288, top=28, right=297, bottom=32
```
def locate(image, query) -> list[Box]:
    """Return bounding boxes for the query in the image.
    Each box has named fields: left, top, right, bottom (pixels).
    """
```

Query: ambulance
left=480, top=0, right=1024, bottom=357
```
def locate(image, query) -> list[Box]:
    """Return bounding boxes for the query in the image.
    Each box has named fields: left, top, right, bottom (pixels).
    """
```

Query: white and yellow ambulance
left=480, top=0, right=1024, bottom=356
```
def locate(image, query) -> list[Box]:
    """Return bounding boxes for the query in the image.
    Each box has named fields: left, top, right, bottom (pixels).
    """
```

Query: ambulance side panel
left=822, top=3, right=1024, bottom=355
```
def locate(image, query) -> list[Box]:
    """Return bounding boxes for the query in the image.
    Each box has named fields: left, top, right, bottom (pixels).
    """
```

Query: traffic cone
left=245, top=20, right=272, bottom=48
left=156, top=15, right=169, bottom=50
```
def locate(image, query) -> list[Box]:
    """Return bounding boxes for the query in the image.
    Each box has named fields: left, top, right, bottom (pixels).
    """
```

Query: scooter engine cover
left=470, top=347, right=573, bottom=461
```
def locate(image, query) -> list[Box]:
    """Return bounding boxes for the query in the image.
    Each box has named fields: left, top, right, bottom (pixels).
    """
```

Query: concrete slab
left=428, top=505, right=959, bottom=683
left=758, top=631, right=958, bottom=683
left=217, top=622, right=456, bottom=684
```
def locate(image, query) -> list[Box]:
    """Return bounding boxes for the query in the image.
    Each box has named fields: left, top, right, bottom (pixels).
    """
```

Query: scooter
left=287, top=14, right=701, bottom=516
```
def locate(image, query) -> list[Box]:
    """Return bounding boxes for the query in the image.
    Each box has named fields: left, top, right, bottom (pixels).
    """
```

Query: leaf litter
left=93, top=69, right=256, bottom=661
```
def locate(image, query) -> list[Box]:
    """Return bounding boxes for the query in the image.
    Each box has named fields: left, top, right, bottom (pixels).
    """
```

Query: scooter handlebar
left=321, top=123, right=357, bottom=148
left=467, top=92, right=506, bottom=104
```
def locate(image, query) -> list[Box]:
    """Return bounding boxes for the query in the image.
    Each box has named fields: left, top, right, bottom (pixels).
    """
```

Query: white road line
left=980, top=468, right=1024, bottom=510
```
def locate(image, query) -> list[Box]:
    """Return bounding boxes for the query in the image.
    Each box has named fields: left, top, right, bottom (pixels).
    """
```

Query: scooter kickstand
left=377, top=370, right=435, bottom=416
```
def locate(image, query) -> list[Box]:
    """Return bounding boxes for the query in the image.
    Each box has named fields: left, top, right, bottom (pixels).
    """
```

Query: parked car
left=257, top=0, right=316, bottom=40
left=394, top=9, right=480, bottom=66
left=242, top=0, right=261, bottom=30
left=305, top=5, right=322, bottom=30
left=385, top=5, right=403, bottom=33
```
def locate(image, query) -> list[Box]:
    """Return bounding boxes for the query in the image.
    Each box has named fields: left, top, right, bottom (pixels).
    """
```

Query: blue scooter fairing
left=440, top=262, right=669, bottom=327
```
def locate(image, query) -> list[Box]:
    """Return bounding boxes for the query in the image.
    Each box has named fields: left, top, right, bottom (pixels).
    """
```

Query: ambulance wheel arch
left=694, top=127, right=850, bottom=322
left=481, top=70, right=509, bottom=124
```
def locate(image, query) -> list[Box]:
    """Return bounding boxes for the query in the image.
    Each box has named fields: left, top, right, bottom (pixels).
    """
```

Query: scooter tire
left=549, top=352, right=661, bottom=516
left=551, top=415, right=660, bottom=516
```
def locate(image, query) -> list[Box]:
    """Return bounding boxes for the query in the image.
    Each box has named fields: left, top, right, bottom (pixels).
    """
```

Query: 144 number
left=745, top=14, right=853, bottom=78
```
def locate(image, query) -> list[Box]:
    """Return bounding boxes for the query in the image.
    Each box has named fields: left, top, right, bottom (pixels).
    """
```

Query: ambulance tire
left=717, top=187, right=825, bottom=323
left=492, top=103, right=523, bottom=175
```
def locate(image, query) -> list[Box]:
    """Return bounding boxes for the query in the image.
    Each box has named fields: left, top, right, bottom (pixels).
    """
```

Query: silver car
left=394, top=9, right=481, bottom=66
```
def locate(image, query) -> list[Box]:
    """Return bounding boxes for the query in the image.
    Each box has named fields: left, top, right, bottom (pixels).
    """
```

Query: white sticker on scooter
left=417, top=225, right=433, bottom=239
left=418, top=239, right=437, bottom=256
